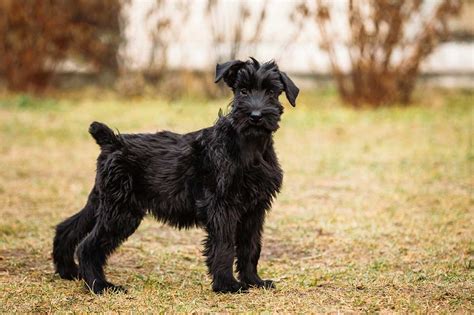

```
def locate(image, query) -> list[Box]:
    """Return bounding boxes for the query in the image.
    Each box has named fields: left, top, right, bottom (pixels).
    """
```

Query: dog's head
left=215, top=57, right=299, bottom=137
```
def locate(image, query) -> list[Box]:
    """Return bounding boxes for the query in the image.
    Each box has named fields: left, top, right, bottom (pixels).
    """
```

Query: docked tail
left=89, top=121, right=121, bottom=149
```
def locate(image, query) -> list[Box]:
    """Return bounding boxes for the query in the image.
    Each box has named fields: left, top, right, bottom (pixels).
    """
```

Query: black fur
left=53, top=58, right=299, bottom=294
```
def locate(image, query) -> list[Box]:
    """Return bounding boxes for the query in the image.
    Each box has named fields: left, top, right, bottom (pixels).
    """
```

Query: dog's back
left=89, top=121, right=208, bottom=229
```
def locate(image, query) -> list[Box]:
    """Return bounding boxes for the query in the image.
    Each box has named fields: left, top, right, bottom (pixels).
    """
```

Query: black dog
left=53, top=57, right=299, bottom=294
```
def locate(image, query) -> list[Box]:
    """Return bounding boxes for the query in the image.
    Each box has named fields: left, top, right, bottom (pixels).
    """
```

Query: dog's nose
left=249, top=111, right=263, bottom=123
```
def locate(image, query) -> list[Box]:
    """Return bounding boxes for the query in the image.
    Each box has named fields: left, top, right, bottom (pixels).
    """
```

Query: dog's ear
left=215, top=60, right=245, bottom=88
left=279, top=71, right=299, bottom=107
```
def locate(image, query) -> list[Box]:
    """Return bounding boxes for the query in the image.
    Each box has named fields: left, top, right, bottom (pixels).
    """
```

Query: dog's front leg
left=203, top=211, right=248, bottom=293
left=235, top=207, right=275, bottom=289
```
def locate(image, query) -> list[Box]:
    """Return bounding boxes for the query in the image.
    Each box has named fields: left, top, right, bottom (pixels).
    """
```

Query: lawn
left=0, top=89, right=472, bottom=312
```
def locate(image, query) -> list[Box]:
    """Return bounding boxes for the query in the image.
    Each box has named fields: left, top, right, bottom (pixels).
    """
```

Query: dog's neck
left=237, top=131, right=273, bottom=167
left=215, top=116, right=274, bottom=166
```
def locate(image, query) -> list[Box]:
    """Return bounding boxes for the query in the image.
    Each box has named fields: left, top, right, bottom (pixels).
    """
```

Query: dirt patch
left=0, top=248, right=51, bottom=276
left=262, top=236, right=313, bottom=261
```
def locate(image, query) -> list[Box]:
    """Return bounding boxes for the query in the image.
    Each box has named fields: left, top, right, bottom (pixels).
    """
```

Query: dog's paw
left=89, top=281, right=128, bottom=295
left=57, top=266, right=79, bottom=280
left=242, top=278, right=276, bottom=290
left=259, top=279, right=276, bottom=289
left=213, top=280, right=249, bottom=294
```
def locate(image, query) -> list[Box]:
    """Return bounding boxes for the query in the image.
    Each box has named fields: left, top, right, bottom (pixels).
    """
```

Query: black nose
left=249, top=111, right=263, bottom=123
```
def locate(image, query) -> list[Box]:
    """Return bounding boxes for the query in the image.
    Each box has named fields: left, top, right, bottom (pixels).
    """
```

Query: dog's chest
left=235, top=162, right=282, bottom=206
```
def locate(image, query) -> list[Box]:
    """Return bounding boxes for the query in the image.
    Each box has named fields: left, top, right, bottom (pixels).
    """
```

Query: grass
left=0, top=88, right=472, bottom=312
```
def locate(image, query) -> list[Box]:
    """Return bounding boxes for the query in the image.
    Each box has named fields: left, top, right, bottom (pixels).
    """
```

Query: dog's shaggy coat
left=53, top=58, right=299, bottom=294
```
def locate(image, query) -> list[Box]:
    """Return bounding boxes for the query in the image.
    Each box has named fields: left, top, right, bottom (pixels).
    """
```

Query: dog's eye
left=267, top=90, right=275, bottom=96
left=240, top=89, right=248, bottom=96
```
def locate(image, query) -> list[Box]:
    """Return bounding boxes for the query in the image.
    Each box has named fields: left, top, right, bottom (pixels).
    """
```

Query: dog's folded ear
left=279, top=71, right=299, bottom=107
left=215, top=60, right=245, bottom=88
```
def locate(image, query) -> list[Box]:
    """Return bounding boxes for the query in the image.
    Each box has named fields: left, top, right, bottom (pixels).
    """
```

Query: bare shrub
left=115, top=0, right=190, bottom=97
left=204, top=0, right=268, bottom=97
left=206, top=0, right=268, bottom=62
left=294, top=0, right=462, bottom=106
left=0, top=0, right=125, bottom=92
left=145, top=0, right=190, bottom=80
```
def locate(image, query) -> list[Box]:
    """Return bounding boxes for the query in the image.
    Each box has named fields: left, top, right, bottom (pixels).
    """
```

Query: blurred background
left=0, top=0, right=473, bottom=312
left=0, top=0, right=472, bottom=102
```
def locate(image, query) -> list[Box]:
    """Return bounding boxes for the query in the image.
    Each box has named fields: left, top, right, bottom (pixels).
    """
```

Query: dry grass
left=0, top=89, right=472, bottom=312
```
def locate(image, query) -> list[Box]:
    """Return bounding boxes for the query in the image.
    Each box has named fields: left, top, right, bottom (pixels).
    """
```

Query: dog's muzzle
left=249, top=110, right=263, bottom=126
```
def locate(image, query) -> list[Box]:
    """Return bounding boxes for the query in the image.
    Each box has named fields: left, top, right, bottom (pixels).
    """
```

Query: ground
left=0, top=88, right=472, bottom=312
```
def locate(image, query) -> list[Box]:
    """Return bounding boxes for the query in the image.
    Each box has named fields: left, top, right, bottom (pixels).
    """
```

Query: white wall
left=122, top=0, right=474, bottom=74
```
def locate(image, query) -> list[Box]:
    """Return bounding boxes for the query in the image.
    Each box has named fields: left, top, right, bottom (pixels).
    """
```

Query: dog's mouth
left=230, top=113, right=279, bottom=136
left=242, top=119, right=278, bottom=135
left=248, top=119, right=264, bottom=127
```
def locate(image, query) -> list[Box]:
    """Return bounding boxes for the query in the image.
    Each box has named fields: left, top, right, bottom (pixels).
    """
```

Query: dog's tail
left=89, top=121, right=122, bottom=149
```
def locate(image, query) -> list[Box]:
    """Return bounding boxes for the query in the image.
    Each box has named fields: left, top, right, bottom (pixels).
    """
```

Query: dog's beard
left=232, top=117, right=277, bottom=138
left=237, top=127, right=272, bottom=166
left=242, top=125, right=272, bottom=138
left=230, top=110, right=279, bottom=133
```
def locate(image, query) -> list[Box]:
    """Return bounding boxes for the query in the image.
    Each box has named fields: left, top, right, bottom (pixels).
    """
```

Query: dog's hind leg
left=53, top=187, right=99, bottom=280
left=76, top=203, right=144, bottom=294
left=75, top=152, right=145, bottom=294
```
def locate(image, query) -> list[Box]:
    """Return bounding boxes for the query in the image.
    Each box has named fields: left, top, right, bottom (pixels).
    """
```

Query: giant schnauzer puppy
left=53, top=57, right=299, bottom=294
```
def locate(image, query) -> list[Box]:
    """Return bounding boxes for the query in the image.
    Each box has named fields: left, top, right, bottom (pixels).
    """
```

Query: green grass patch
left=0, top=88, right=472, bottom=312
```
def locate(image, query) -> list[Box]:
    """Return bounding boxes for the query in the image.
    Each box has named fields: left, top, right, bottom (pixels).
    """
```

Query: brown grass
left=0, top=89, right=472, bottom=312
